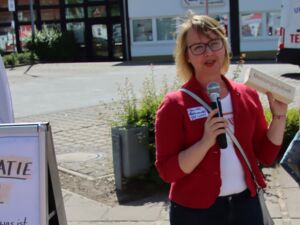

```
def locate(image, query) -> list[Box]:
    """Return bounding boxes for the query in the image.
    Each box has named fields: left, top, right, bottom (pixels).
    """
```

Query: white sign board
left=0, top=55, right=14, bottom=123
left=0, top=124, right=47, bottom=225
left=8, top=0, right=15, bottom=12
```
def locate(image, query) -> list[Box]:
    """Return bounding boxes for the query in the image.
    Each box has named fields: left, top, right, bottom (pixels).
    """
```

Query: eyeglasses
left=187, top=39, right=224, bottom=55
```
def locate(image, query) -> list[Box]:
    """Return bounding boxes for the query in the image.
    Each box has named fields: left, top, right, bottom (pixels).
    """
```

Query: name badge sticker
left=187, top=106, right=208, bottom=121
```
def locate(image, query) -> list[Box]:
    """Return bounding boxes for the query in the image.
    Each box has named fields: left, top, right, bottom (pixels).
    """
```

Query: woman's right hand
left=178, top=109, right=228, bottom=174
left=202, top=108, right=228, bottom=148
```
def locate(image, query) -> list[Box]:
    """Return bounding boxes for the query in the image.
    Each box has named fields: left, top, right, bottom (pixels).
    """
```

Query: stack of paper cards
left=243, top=67, right=295, bottom=104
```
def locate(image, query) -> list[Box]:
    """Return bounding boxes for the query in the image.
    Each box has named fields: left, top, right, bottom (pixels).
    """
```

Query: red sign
left=290, top=33, right=300, bottom=43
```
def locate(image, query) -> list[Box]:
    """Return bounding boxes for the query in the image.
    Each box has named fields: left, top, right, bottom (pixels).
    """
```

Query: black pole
left=229, top=0, right=240, bottom=57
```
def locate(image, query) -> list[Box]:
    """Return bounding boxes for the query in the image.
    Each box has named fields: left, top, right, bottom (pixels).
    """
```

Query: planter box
left=111, top=125, right=150, bottom=189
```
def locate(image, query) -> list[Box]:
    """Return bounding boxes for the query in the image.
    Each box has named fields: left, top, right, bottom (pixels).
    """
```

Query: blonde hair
left=174, top=13, right=231, bottom=82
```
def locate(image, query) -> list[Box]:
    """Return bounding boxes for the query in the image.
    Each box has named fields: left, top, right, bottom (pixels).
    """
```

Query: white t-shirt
left=218, top=93, right=247, bottom=196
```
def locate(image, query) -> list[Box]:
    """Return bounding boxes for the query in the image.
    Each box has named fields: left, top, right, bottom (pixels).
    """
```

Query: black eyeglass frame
left=187, top=38, right=224, bottom=56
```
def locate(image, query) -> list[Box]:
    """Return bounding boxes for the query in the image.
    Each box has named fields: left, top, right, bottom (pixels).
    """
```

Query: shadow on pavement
left=113, top=61, right=174, bottom=66
left=115, top=179, right=169, bottom=206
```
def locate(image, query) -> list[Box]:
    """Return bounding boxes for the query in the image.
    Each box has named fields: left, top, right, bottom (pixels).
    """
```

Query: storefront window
left=0, top=0, right=8, bottom=8
left=87, top=0, right=104, bottom=2
left=0, top=12, right=14, bottom=23
left=40, top=0, right=59, bottom=5
left=44, top=23, right=61, bottom=30
left=214, top=14, right=229, bottom=36
left=91, top=24, right=108, bottom=57
left=112, top=23, right=123, bottom=59
left=41, top=9, right=60, bottom=21
left=156, top=18, right=176, bottom=41
left=241, top=13, right=262, bottom=37
left=132, top=19, right=152, bottom=42
left=110, top=4, right=120, bottom=16
left=65, top=7, right=84, bottom=19
left=267, top=12, right=281, bottom=36
left=66, top=22, right=84, bottom=43
left=87, top=6, right=106, bottom=18
left=17, top=0, right=30, bottom=6
left=0, top=26, right=15, bottom=52
left=65, top=0, right=83, bottom=4
left=19, top=25, right=32, bottom=50
left=18, top=10, right=36, bottom=22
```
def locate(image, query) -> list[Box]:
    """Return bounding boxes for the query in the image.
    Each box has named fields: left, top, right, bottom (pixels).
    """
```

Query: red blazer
left=155, top=75, right=281, bottom=208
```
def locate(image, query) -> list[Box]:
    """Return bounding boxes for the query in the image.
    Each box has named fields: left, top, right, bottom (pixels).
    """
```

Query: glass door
left=86, top=20, right=124, bottom=61
left=90, top=23, right=109, bottom=58
left=112, top=23, right=123, bottom=60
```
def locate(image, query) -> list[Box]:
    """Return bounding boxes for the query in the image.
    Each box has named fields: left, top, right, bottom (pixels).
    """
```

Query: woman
left=155, top=14, right=287, bottom=225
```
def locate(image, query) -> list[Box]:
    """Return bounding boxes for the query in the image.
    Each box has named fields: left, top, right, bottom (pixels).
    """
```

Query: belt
left=217, top=189, right=250, bottom=202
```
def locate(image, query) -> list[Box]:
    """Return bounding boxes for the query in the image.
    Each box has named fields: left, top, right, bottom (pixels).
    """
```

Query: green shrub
left=3, top=53, right=18, bottom=67
left=16, top=52, right=35, bottom=64
left=112, top=68, right=180, bottom=185
left=3, top=52, right=37, bottom=67
left=25, top=25, right=77, bottom=62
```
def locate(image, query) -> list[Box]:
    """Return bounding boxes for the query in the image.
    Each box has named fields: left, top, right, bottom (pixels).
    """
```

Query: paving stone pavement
left=16, top=103, right=114, bottom=179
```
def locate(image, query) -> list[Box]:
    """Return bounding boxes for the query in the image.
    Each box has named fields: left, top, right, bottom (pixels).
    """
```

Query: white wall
left=239, top=0, right=281, bottom=12
left=128, top=0, right=282, bottom=57
left=131, top=42, right=176, bottom=57
left=241, top=38, right=279, bottom=52
left=128, top=0, right=229, bottom=17
left=128, top=0, right=185, bottom=17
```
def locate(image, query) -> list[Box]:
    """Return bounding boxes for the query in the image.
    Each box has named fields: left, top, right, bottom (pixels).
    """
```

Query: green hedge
left=25, top=25, right=77, bottom=62
left=2, top=52, right=36, bottom=67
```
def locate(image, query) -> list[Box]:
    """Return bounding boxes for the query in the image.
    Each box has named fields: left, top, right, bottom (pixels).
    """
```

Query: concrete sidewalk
left=63, top=190, right=169, bottom=225
left=62, top=166, right=300, bottom=225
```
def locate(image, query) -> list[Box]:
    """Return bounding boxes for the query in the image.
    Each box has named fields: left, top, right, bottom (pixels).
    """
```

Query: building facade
left=128, top=0, right=282, bottom=60
left=0, top=0, right=128, bottom=61
left=0, top=0, right=282, bottom=61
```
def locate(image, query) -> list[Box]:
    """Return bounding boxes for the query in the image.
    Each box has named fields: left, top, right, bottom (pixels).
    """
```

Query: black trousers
left=170, top=189, right=264, bottom=225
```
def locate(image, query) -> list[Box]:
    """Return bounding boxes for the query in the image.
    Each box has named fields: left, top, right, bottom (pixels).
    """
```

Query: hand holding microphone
left=206, top=82, right=228, bottom=149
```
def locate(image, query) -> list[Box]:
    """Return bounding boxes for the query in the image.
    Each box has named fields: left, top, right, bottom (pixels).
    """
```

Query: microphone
left=207, top=82, right=227, bottom=149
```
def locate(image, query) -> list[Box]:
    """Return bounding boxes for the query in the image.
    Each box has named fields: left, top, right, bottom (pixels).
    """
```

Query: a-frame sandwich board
left=0, top=122, right=67, bottom=225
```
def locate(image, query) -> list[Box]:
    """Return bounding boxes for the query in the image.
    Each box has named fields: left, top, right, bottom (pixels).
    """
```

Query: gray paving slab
left=278, top=166, right=300, bottom=189
left=16, top=104, right=114, bottom=179
left=101, top=204, right=164, bottom=221
left=292, top=220, right=300, bottom=225
left=283, top=189, right=300, bottom=219
left=63, top=190, right=110, bottom=222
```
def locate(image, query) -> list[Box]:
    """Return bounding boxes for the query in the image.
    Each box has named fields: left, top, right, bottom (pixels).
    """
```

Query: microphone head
left=207, top=82, right=220, bottom=101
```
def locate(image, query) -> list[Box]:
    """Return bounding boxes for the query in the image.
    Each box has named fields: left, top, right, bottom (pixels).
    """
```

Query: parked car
left=276, top=0, right=300, bottom=66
